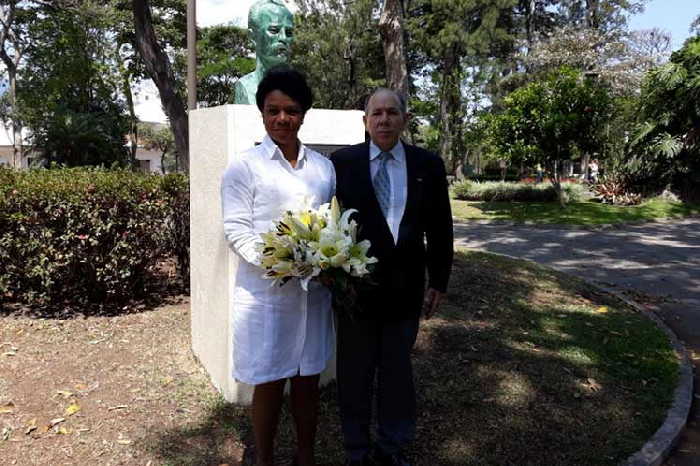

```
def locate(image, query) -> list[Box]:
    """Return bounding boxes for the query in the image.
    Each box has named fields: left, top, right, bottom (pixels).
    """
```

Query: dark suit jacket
left=331, top=141, right=454, bottom=320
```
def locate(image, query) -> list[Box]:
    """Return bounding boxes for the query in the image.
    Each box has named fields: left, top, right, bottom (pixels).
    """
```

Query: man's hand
left=422, top=288, right=444, bottom=319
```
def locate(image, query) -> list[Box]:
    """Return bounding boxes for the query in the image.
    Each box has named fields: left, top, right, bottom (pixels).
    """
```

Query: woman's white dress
left=221, top=135, right=336, bottom=385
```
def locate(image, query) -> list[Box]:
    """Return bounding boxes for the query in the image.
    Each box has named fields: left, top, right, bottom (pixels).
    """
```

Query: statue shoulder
left=233, top=73, right=258, bottom=105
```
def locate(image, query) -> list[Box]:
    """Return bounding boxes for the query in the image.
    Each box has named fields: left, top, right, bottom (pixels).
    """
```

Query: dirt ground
left=0, top=296, right=244, bottom=466
left=0, top=250, right=680, bottom=465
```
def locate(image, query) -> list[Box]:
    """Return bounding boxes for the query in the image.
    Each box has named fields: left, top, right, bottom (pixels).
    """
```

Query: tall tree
left=111, top=0, right=187, bottom=168
left=132, top=0, right=189, bottom=172
left=487, top=67, right=612, bottom=204
left=690, top=14, right=700, bottom=36
left=407, top=0, right=516, bottom=171
left=628, top=36, right=700, bottom=199
left=557, top=0, right=649, bottom=32
left=524, top=26, right=670, bottom=95
left=514, top=0, right=562, bottom=55
left=379, top=0, right=409, bottom=97
left=17, top=2, right=130, bottom=166
left=293, top=0, right=384, bottom=109
left=0, top=1, right=28, bottom=168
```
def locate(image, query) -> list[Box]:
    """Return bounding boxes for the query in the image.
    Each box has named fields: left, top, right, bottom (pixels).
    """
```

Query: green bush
left=0, top=167, right=189, bottom=306
left=451, top=181, right=588, bottom=203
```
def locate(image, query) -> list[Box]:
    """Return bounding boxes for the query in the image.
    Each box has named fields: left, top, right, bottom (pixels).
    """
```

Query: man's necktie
left=373, top=151, right=393, bottom=218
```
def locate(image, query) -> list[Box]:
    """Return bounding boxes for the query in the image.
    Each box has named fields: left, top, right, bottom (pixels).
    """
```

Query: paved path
left=453, top=218, right=700, bottom=466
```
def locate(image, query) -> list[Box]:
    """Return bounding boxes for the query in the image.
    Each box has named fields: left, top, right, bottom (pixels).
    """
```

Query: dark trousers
left=337, top=313, right=420, bottom=460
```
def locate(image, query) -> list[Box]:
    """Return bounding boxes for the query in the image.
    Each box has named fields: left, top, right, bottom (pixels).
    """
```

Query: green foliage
left=627, top=36, right=700, bottom=199
left=451, top=180, right=587, bottom=202
left=114, top=0, right=188, bottom=92
left=0, top=167, right=189, bottom=306
left=486, top=67, right=612, bottom=173
left=292, top=0, right=385, bottom=109
left=16, top=3, right=130, bottom=166
left=193, top=24, right=254, bottom=107
left=138, top=123, right=176, bottom=173
left=406, top=0, right=516, bottom=169
left=555, top=0, right=648, bottom=32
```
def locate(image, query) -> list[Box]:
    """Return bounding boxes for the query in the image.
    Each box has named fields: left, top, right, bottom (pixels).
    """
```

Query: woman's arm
left=221, top=159, right=262, bottom=266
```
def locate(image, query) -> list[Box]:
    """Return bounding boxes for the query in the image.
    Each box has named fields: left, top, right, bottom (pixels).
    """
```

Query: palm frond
left=651, top=133, right=683, bottom=159
left=652, top=63, right=687, bottom=91
left=630, top=121, right=656, bottom=147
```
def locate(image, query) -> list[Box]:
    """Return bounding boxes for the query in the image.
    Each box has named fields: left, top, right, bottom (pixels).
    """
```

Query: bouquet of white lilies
left=258, top=197, right=378, bottom=302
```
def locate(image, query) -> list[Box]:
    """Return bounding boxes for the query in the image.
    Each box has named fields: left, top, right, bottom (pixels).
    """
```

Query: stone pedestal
left=189, top=104, right=365, bottom=404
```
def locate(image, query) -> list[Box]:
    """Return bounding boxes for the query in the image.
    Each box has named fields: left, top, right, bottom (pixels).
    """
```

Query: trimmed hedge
left=451, top=180, right=588, bottom=203
left=0, top=167, right=189, bottom=306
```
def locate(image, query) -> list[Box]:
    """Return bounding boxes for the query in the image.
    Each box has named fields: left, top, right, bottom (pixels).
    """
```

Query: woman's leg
left=252, top=378, right=287, bottom=466
left=289, top=374, right=321, bottom=466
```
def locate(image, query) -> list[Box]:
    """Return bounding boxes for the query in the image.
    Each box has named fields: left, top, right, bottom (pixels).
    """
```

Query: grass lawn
left=0, top=250, right=680, bottom=465
left=452, top=197, right=700, bottom=225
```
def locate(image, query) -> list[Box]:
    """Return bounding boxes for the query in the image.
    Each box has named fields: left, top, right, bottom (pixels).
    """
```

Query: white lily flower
left=259, top=195, right=378, bottom=291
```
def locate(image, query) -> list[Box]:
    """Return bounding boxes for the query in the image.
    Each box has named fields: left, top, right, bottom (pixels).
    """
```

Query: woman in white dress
left=221, top=67, right=335, bottom=466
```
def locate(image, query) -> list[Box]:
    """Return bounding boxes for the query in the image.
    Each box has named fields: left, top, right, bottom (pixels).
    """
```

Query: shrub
left=591, top=174, right=643, bottom=205
left=451, top=181, right=588, bottom=203
left=0, top=167, right=189, bottom=307
left=467, top=173, right=521, bottom=183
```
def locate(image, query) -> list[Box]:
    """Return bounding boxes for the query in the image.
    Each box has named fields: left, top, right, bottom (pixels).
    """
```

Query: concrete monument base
left=189, top=104, right=365, bottom=404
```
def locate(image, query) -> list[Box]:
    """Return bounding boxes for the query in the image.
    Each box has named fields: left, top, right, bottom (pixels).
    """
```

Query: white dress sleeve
left=221, top=158, right=262, bottom=266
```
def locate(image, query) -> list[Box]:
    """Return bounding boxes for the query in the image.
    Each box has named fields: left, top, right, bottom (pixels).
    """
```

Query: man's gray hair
left=248, top=0, right=287, bottom=31
left=364, top=88, right=408, bottom=114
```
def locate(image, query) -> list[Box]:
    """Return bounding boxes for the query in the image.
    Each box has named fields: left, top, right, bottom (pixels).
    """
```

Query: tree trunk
left=379, top=0, right=409, bottom=97
left=8, top=67, right=23, bottom=168
left=581, top=152, right=590, bottom=182
left=438, top=50, right=460, bottom=173
left=585, top=0, right=600, bottom=29
left=524, top=0, right=536, bottom=54
left=121, top=72, right=138, bottom=169
left=0, top=2, right=24, bottom=169
left=132, top=0, right=189, bottom=173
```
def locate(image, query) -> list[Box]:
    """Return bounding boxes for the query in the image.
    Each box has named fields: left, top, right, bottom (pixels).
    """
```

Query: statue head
left=248, top=0, right=294, bottom=70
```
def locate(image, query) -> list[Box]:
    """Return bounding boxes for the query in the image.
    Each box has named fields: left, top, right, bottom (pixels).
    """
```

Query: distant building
left=0, top=79, right=171, bottom=174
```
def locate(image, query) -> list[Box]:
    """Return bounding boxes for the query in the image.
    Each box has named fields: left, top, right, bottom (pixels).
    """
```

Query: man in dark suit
left=331, top=88, right=454, bottom=466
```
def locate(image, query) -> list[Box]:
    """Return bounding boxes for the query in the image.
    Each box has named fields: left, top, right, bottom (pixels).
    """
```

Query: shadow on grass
left=459, top=199, right=700, bottom=225
left=140, top=250, right=679, bottom=466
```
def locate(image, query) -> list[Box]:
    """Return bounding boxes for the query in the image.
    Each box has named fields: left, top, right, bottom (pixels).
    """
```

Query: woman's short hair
left=255, top=66, right=313, bottom=113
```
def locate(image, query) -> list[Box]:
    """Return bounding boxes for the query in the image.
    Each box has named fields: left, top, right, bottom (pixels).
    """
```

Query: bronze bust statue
left=234, top=0, right=294, bottom=104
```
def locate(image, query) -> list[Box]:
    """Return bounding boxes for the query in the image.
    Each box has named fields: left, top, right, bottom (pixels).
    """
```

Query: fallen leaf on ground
left=0, top=402, right=15, bottom=414
left=25, top=418, right=37, bottom=435
left=49, top=418, right=65, bottom=427
left=56, top=426, right=72, bottom=435
left=65, top=401, right=81, bottom=416
left=596, top=306, right=609, bottom=314
left=107, top=405, right=128, bottom=411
